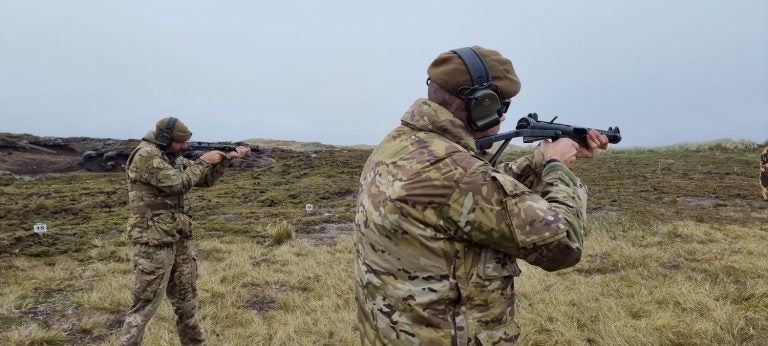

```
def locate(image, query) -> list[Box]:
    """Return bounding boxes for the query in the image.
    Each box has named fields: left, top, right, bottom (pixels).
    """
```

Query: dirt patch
left=677, top=196, right=766, bottom=209
left=0, top=134, right=128, bottom=174
left=296, top=223, right=354, bottom=243
left=206, top=214, right=242, bottom=222
left=243, top=296, right=277, bottom=315
left=677, top=196, right=719, bottom=207
left=105, top=314, right=125, bottom=332
left=0, top=150, right=82, bottom=175
left=17, top=303, right=78, bottom=326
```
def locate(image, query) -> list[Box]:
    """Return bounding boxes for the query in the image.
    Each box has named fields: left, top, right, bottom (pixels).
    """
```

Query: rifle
left=476, top=113, right=622, bottom=166
left=184, top=142, right=261, bottom=159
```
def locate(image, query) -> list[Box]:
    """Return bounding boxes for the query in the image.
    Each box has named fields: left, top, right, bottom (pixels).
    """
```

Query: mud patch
left=243, top=296, right=277, bottom=315
left=17, top=303, right=78, bottom=326
left=105, top=314, right=125, bottom=332
left=677, top=196, right=719, bottom=207
left=677, top=196, right=765, bottom=209
left=296, top=223, right=353, bottom=243
left=0, top=151, right=83, bottom=175
left=206, top=214, right=242, bottom=222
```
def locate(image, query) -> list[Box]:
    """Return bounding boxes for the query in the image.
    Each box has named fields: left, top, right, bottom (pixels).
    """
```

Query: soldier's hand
left=576, top=129, right=609, bottom=159
left=541, top=138, right=579, bottom=167
left=226, top=146, right=251, bottom=160
left=199, top=150, right=226, bottom=165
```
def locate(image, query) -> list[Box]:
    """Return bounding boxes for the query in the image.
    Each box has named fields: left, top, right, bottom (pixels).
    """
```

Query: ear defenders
left=155, top=117, right=178, bottom=146
left=451, top=47, right=503, bottom=131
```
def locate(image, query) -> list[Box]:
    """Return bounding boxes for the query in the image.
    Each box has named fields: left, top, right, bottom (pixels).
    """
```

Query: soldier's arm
left=494, top=146, right=546, bottom=190
left=135, top=153, right=212, bottom=195
left=441, top=157, right=586, bottom=271
left=516, top=161, right=587, bottom=271
left=179, top=156, right=230, bottom=187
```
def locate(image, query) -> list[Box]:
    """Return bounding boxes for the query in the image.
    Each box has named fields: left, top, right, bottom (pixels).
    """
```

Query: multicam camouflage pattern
left=126, top=132, right=227, bottom=245
left=121, top=132, right=229, bottom=346
left=761, top=146, right=768, bottom=200
left=355, top=99, right=588, bottom=345
left=120, top=240, right=204, bottom=346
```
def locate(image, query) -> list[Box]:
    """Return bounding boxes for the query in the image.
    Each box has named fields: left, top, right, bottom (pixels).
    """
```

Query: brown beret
left=155, top=117, right=192, bottom=143
left=427, top=46, right=521, bottom=100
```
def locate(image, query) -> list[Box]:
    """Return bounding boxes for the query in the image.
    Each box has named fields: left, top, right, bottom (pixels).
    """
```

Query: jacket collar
left=142, top=131, right=165, bottom=146
left=400, top=99, right=478, bottom=153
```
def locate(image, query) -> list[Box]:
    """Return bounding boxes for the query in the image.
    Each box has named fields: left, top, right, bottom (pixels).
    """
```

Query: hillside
left=0, top=135, right=766, bottom=345
left=244, top=138, right=376, bottom=151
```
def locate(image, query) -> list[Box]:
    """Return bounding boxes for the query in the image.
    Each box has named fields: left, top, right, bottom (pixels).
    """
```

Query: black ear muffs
left=452, top=47, right=502, bottom=131
left=155, top=117, right=178, bottom=146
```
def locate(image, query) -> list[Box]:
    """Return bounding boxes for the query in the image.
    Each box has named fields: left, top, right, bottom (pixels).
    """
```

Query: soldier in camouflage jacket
left=120, top=117, right=250, bottom=346
left=354, top=47, right=609, bottom=345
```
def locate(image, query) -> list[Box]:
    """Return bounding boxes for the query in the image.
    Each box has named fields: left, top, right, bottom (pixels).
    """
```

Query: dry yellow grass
left=93, top=236, right=356, bottom=345
left=3, top=216, right=765, bottom=345
left=269, top=221, right=296, bottom=246
left=516, top=216, right=768, bottom=345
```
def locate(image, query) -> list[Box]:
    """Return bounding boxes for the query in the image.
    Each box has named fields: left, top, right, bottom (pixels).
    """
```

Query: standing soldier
left=354, top=46, right=609, bottom=345
left=761, top=146, right=768, bottom=200
left=119, top=117, right=250, bottom=346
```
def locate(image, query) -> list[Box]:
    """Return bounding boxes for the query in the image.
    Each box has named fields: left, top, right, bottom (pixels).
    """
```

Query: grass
left=268, top=221, right=295, bottom=246
left=0, top=141, right=766, bottom=345
left=516, top=217, right=768, bottom=345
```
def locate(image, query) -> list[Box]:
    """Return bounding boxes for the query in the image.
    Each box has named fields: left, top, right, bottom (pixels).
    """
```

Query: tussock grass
left=3, top=321, right=70, bottom=345
left=269, top=221, right=295, bottom=246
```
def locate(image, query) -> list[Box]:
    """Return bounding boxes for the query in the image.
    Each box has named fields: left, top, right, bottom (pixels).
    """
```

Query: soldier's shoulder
left=135, top=142, right=161, bottom=156
left=129, top=142, right=164, bottom=166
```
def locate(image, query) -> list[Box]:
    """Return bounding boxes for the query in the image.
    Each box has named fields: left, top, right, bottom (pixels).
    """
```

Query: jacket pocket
left=491, top=171, right=566, bottom=248
left=474, top=248, right=520, bottom=301
left=474, top=318, right=520, bottom=346
left=132, top=246, right=170, bottom=301
left=147, top=211, right=179, bottom=243
left=478, top=247, right=520, bottom=279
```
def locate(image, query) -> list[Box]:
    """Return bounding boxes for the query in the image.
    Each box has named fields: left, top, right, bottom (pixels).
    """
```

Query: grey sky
left=1, top=0, right=766, bottom=147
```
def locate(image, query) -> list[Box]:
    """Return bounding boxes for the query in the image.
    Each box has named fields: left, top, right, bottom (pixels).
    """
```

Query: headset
left=155, top=117, right=178, bottom=146
left=451, top=47, right=506, bottom=132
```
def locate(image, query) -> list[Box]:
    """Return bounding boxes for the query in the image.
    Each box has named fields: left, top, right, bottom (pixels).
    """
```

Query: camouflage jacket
left=761, top=146, right=768, bottom=200
left=354, top=99, right=588, bottom=345
left=126, top=132, right=229, bottom=245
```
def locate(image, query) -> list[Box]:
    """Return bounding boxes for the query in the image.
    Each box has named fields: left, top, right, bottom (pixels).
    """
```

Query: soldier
left=761, top=146, right=768, bottom=199
left=354, top=46, right=609, bottom=345
left=119, top=117, right=250, bottom=346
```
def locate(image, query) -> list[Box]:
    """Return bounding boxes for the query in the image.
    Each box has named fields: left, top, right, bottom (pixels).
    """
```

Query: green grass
left=0, top=141, right=766, bottom=344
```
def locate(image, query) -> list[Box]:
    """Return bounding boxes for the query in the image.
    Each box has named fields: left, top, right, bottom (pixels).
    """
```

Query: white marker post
left=305, top=203, right=314, bottom=214
left=33, top=223, right=48, bottom=235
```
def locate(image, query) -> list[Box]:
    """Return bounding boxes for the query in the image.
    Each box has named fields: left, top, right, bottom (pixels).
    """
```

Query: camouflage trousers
left=119, top=239, right=205, bottom=346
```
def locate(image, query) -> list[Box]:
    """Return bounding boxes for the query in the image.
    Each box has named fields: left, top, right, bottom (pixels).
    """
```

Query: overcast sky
left=1, top=1, right=766, bottom=147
